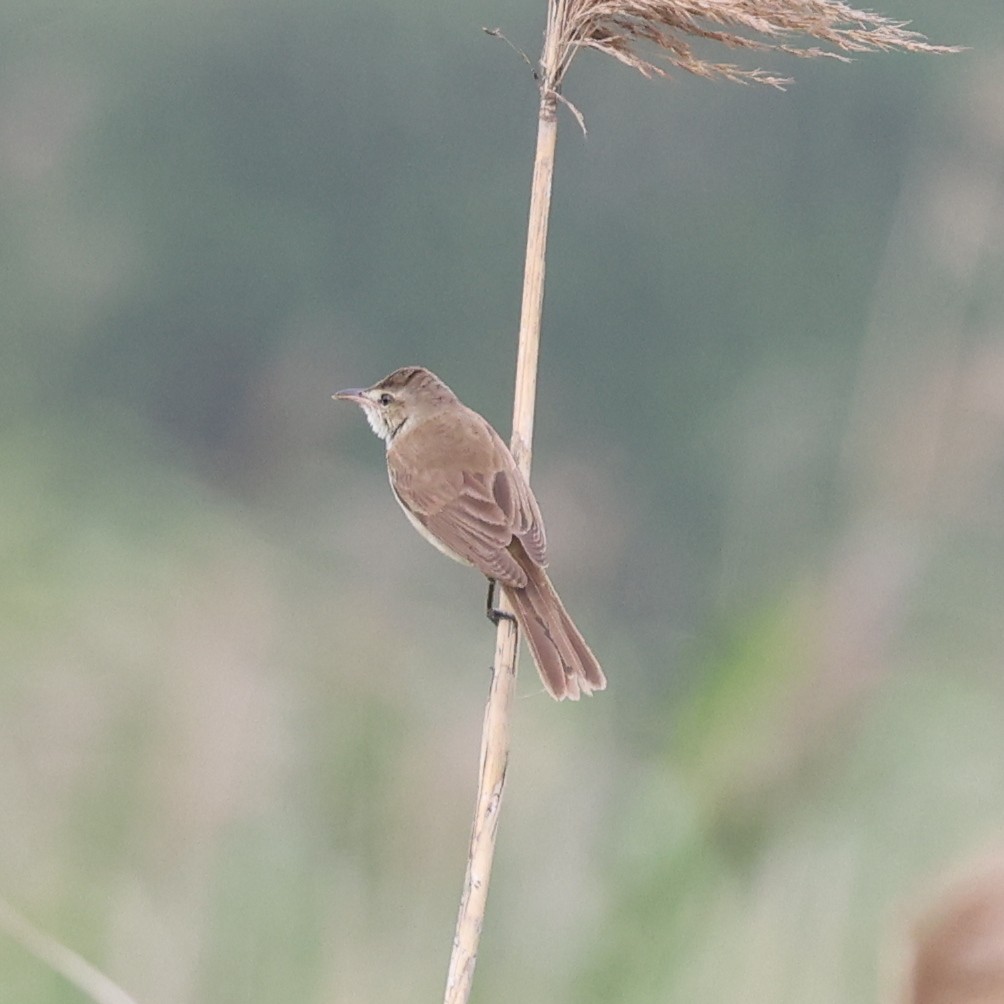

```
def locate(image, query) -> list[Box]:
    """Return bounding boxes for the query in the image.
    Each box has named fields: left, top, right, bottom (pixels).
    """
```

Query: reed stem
left=442, top=85, right=560, bottom=1004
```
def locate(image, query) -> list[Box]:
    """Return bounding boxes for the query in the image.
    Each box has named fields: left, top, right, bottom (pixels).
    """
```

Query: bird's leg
left=485, top=578, right=516, bottom=626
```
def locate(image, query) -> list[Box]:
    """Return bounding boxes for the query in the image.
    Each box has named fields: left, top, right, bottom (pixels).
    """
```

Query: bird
left=332, top=366, right=606, bottom=701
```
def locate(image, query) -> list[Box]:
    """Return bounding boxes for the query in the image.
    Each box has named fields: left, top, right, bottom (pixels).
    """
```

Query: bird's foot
left=485, top=578, right=516, bottom=626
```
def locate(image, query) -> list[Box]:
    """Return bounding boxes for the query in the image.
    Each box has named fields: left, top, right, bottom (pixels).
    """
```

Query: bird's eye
left=378, top=392, right=393, bottom=406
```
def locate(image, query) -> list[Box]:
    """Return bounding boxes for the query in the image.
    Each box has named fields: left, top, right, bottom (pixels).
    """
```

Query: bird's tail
left=505, top=562, right=606, bottom=701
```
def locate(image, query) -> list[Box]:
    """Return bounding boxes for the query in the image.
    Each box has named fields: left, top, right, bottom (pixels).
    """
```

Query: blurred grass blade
left=0, top=897, right=140, bottom=1004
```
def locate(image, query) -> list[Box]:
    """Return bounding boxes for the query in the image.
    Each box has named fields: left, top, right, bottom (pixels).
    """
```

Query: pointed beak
left=332, top=388, right=367, bottom=403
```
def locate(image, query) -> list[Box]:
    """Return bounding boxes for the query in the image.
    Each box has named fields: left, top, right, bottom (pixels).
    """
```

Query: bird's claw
left=485, top=578, right=516, bottom=626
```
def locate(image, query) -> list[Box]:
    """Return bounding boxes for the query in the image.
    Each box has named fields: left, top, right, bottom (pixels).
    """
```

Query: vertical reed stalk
left=443, top=80, right=560, bottom=1004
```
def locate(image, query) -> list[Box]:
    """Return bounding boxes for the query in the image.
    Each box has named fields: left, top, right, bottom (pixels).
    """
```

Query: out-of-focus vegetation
left=0, top=2, right=1001, bottom=1002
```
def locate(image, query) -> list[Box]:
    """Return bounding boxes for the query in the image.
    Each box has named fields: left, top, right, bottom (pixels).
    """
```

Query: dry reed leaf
left=544, top=0, right=962, bottom=90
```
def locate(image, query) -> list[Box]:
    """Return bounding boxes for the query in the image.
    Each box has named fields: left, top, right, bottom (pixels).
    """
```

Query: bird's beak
left=332, top=388, right=367, bottom=403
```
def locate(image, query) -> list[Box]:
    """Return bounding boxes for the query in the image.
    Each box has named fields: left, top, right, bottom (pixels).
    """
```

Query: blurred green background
left=1, top=1, right=1002, bottom=1001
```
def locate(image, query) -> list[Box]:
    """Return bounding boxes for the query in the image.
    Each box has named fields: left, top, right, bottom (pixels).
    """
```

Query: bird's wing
left=388, top=413, right=548, bottom=587
left=485, top=425, right=548, bottom=568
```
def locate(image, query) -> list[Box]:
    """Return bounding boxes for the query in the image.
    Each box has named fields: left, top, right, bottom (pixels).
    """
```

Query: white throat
left=363, top=406, right=392, bottom=441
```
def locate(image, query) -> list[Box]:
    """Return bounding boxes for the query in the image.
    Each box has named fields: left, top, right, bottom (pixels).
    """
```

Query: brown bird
left=333, top=366, right=605, bottom=701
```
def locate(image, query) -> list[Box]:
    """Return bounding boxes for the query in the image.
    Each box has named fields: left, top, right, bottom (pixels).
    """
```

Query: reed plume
left=542, top=0, right=961, bottom=92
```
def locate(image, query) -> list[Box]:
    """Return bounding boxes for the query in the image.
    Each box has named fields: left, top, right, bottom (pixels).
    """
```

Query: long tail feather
left=505, top=564, right=605, bottom=701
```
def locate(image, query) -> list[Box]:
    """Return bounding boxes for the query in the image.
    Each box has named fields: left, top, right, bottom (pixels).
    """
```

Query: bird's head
left=332, top=366, right=458, bottom=442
